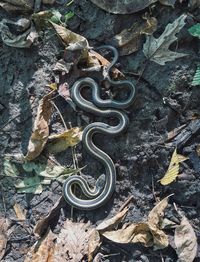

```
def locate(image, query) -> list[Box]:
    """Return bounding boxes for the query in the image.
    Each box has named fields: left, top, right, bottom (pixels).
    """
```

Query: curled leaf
left=25, top=92, right=53, bottom=161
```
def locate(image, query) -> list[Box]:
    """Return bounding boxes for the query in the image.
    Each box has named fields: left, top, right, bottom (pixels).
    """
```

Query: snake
left=63, top=46, right=136, bottom=210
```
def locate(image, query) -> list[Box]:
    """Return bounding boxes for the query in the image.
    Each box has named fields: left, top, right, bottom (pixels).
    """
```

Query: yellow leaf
left=159, top=148, right=188, bottom=185
left=46, top=127, right=82, bottom=154
left=47, top=83, right=57, bottom=91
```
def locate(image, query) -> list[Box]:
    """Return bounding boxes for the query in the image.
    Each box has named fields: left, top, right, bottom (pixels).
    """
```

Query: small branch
left=118, top=195, right=134, bottom=212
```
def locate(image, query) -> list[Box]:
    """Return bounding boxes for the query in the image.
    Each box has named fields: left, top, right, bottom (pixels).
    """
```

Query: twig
left=118, top=195, right=134, bottom=212
left=51, top=100, right=68, bottom=130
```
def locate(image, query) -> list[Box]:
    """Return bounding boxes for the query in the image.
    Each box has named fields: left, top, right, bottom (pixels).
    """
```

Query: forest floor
left=0, top=0, right=200, bottom=261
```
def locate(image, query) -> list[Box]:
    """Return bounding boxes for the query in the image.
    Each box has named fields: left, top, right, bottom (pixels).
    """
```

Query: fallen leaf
left=175, top=215, right=197, bottom=262
left=54, top=220, right=93, bottom=262
left=25, top=229, right=56, bottom=262
left=3, top=159, right=19, bottom=177
left=148, top=195, right=173, bottom=227
left=0, top=218, right=9, bottom=260
left=143, top=14, right=188, bottom=65
left=0, top=18, right=38, bottom=48
left=47, top=82, right=58, bottom=91
left=88, top=230, right=101, bottom=262
left=13, top=203, right=26, bottom=221
left=46, top=127, right=82, bottom=154
left=15, top=176, right=43, bottom=194
left=110, top=14, right=157, bottom=56
left=159, top=148, right=188, bottom=185
left=25, top=92, right=53, bottom=161
left=189, top=23, right=200, bottom=39
left=96, top=207, right=129, bottom=231
left=50, top=22, right=90, bottom=51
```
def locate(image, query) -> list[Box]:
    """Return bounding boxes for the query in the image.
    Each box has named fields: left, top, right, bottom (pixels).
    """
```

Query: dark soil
left=0, top=1, right=200, bottom=261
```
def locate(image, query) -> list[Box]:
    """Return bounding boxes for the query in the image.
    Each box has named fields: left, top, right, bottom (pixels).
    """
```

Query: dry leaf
left=46, top=127, right=82, bottom=154
left=143, top=14, right=188, bottom=65
left=88, top=230, right=101, bottom=262
left=0, top=18, right=38, bottom=48
left=110, top=14, right=157, bottom=56
left=159, top=148, right=188, bottom=185
left=25, top=229, right=56, bottom=262
left=25, top=92, right=53, bottom=161
left=97, top=207, right=129, bottom=231
left=13, top=203, right=26, bottom=221
left=0, top=218, right=9, bottom=260
left=50, top=22, right=89, bottom=51
left=53, top=220, right=93, bottom=262
left=175, top=216, right=197, bottom=262
left=148, top=195, right=173, bottom=227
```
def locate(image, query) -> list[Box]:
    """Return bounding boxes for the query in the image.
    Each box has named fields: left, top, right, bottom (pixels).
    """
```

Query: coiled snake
left=63, top=46, right=136, bottom=210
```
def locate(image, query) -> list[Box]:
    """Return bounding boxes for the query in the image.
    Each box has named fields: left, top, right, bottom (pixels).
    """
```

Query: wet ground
left=0, top=0, right=200, bottom=261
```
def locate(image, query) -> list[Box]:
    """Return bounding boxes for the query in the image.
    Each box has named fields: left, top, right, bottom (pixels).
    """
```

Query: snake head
left=95, top=174, right=106, bottom=191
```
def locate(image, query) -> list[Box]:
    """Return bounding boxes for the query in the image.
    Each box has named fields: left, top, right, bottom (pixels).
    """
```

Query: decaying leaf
left=15, top=176, right=43, bottom=194
left=97, top=207, right=129, bottom=231
left=148, top=195, right=173, bottom=227
left=3, top=159, right=19, bottom=177
left=0, top=18, right=38, bottom=48
left=88, top=230, right=101, bottom=262
left=28, top=220, right=94, bottom=262
left=25, top=92, right=53, bottom=161
left=196, top=144, right=200, bottom=156
left=13, top=202, right=26, bottom=221
left=175, top=215, right=197, bottom=262
left=110, top=14, right=157, bottom=56
left=0, top=218, right=9, bottom=260
left=46, top=127, right=82, bottom=154
left=25, top=229, right=56, bottom=262
left=50, top=22, right=89, bottom=51
left=159, top=148, right=188, bottom=185
left=143, top=14, right=188, bottom=65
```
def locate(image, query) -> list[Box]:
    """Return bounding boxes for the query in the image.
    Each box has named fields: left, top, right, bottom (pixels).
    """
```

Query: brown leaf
left=25, top=230, right=56, bottom=262
left=96, top=207, right=129, bottom=231
left=53, top=220, right=93, bottom=262
left=88, top=230, right=101, bottom=262
left=196, top=144, right=200, bottom=156
left=50, top=22, right=89, bottom=51
left=46, top=127, right=82, bottom=154
left=148, top=195, right=173, bottom=227
left=174, top=216, right=197, bottom=262
left=25, top=92, right=53, bottom=161
left=0, top=218, right=9, bottom=260
left=89, top=50, right=124, bottom=79
left=110, top=14, right=157, bottom=56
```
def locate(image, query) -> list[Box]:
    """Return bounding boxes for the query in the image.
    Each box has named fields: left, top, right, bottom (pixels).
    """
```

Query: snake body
left=63, top=46, right=136, bottom=210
